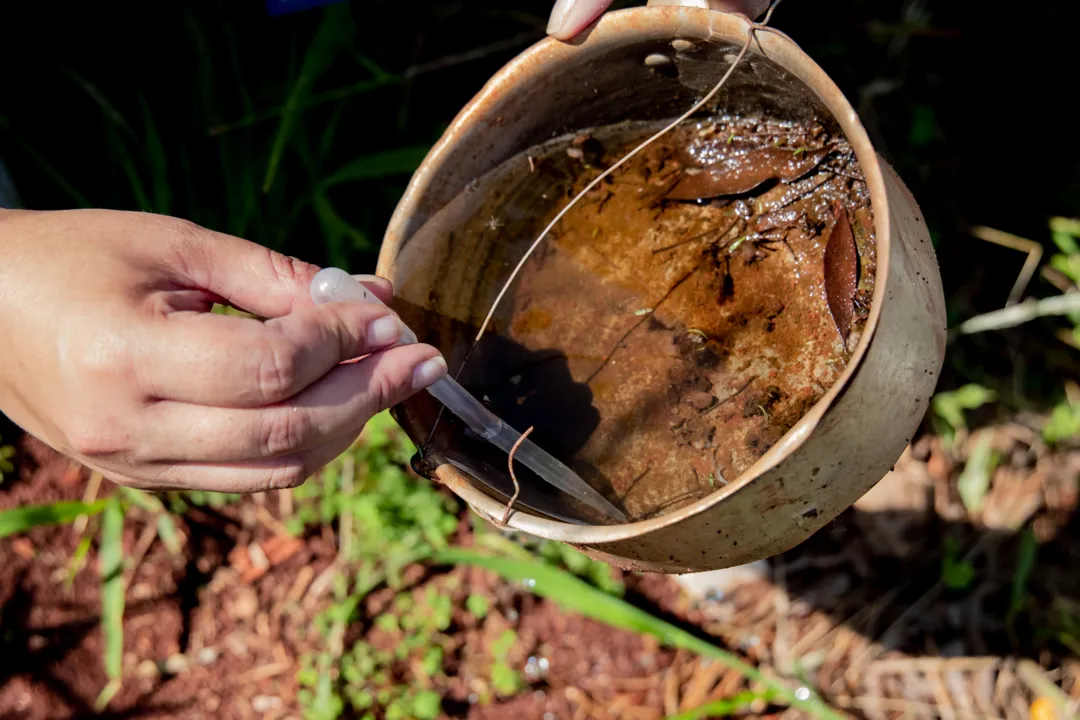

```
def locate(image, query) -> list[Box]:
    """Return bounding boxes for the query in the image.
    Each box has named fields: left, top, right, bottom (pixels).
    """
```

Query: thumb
left=547, top=0, right=613, bottom=40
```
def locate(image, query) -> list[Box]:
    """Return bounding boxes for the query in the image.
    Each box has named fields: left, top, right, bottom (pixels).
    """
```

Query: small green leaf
left=941, top=536, right=976, bottom=590
left=956, top=432, right=997, bottom=514
left=1043, top=400, right=1080, bottom=444
left=491, top=662, right=520, bottom=696
left=1050, top=253, right=1080, bottom=284
left=0, top=499, right=109, bottom=538
left=410, top=690, right=441, bottom=720
left=1050, top=216, right=1080, bottom=243
left=931, top=384, right=996, bottom=436
left=465, top=594, right=489, bottom=619
left=492, top=629, right=516, bottom=659
left=909, top=105, right=937, bottom=148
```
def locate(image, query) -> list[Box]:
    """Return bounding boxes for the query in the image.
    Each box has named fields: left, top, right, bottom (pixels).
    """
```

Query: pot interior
left=386, top=22, right=878, bottom=526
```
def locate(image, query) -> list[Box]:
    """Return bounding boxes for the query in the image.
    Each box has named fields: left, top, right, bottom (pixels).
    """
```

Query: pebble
left=164, top=653, right=190, bottom=674
left=671, top=39, right=696, bottom=52
left=252, top=696, right=282, bottom=713
left=644, top=53, right=673, bottom=67
left=197, top=647, right=219, bottom=666
left=135, top=659, right=160, bottom=679
left=231, top=588, right=260, bottom=620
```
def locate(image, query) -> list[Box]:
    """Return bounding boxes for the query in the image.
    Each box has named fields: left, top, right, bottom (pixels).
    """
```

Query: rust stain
left=511, top=307, right=553, bottom=335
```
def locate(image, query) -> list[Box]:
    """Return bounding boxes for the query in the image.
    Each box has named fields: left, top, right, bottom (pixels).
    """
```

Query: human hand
left=547, top=0, right=771, bottom=41
left=0, top=209, right=446, bottom=493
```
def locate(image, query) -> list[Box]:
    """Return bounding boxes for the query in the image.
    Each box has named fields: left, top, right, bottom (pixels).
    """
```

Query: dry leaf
left=823, top=201, right=859, bottom=342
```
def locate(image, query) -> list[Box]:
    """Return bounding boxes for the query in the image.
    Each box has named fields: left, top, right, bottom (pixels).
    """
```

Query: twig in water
left=501, top=426, right=534, bottom=525
left=473, top=2, right=784, bottom=345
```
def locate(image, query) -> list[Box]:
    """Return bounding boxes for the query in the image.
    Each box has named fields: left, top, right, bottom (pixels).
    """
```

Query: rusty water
left=390, top=109, right=877, bottom=525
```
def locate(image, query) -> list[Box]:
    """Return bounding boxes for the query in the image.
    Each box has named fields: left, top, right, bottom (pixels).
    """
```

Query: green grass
left=0, top=487, right=184, bottom=709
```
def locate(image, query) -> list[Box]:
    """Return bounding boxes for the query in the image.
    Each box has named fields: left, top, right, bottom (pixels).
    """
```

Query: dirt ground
left=1, top=412, right=1078, bottom=719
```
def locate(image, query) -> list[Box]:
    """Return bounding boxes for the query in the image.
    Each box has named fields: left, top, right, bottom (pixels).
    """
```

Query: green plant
left=1043, top=396, right=1080, bottom=444
left=0, top=486, right=183, bottom=709
left=489, top=629, right=521, bottom=697
left=435, top=548, right=843, bottom=720
left=956, top=431, right=999, bottom=515
left=295, top=411, right=461, bottom=719
left=0, top=435, right=14, bottom=485
left=941, top=535, right=977, bottom=591
left=931, top=384, right=996, bottom=447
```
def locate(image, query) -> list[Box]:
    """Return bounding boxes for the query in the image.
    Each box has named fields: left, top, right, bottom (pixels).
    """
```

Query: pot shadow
left=390, top=297, right=620, bottom=524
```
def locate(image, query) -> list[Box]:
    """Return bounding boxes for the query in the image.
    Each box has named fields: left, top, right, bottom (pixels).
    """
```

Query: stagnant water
left=390, top=111, right=877, bottom=525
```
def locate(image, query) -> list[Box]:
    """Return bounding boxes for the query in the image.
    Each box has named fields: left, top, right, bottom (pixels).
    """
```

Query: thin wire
left=473, top=0, right=784, bottom=345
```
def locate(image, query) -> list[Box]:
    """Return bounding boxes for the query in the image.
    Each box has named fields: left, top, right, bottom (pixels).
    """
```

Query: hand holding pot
left=547, top=0, right=771, bottom=41
left=0, top=208, right=446, bottom=493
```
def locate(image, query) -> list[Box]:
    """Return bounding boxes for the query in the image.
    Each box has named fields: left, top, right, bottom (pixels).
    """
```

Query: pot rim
left=378, top=5, right=892, bottom=544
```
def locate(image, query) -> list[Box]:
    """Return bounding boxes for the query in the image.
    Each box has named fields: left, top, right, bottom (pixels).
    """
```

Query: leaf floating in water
left=666, top=147, right=828, bottom=201
left=823, top=202, right=859, bottom=343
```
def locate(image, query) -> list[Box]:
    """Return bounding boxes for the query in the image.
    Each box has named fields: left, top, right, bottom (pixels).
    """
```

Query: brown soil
left=4, top=414, right=1079, bottom=720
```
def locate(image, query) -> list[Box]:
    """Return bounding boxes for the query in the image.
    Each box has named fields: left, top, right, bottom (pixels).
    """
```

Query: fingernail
left=547, top=0, right=612, bottom=40
left=412, top=356, right=448, bottom=389
left=353, top=274, right=388, bottom=284
left=368, top=315, right=404, bottom=347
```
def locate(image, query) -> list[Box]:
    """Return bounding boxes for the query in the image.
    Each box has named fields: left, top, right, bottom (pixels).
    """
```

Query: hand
left=547, top=0, right=771, bottom=41
left=0, top=209, right=447, bottom=493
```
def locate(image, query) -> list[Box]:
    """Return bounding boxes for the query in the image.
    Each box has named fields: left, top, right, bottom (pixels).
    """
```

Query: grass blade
left=1010, top=526, right=1038, bottom=615
left=95, top=498, right=125, bottom=711
left=156, top=514, right=183, bottom=556
left=66, top=533, right=94, bottom=589
left=0, top=116, right=92, bottom=207
left=0, top=499, right=108, bottom=538
left=60, top=66, right=135, bottom=137
left=141, top=97, right=171, bottom=215
left=106, top=121, right=150, bottom=212
left=434, top=548, right=843, bottom=720
left=957, top=432, right=996, bottom=514
left=321, top=146, right=430, bottom=188
left=262, top=3, right=353, bottom=193
left=666, top=690, right=768, bottom=719
left=313, top=189, right=370, bottom=266
left=116, top=485, right=166, bottom=514
left=116, top=487, right=182, bottom=555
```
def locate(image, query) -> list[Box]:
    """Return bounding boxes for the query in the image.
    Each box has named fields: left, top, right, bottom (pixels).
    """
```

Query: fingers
left=140, top=344, right=446, bottom=463
left=353, top=274, right=394, bottom=305
left=546, top=0, right=771, bottom=43
left=96, top=430, right=359, bottom=494
left=137, top=300, right=408, bottom=407
left=547, top=0, right=613, bottom=40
